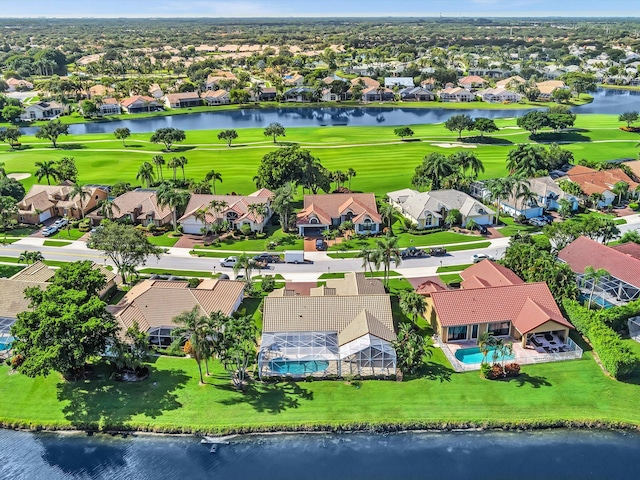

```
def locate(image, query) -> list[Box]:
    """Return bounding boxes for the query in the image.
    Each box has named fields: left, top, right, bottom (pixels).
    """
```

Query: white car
left=471, top=253, right=495, bottom=263
left=219, top=256, right=239, bottom=268
left=53, top=218, right=69, bottom=228
left=41, top=225, right=58, bottom=237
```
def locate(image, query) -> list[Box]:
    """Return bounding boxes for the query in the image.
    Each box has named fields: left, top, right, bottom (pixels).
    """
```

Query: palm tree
left=612, top=181, right=629, bottom=205
left=233, top=253, right=256, bottom=279
left=176, top=156, right=188, bottom=181
left=271, top=183, right=294, bottom=232
left=247, top=203, right=267, bottom=233
left=465, top=218, right=478, bottom=232
left=485, top=177, right=515, bottom=225
left=34, top=160, right=59, bottom=185
left=18, top=250, right=44, bottom=264
left=372, top=233, right=401, bottom=288
left=208, top=199, right=229, bottom=228
left=167, top=157, right=180, bottom=181
left=205, top=170, right=223, bottom=195
left=251, top=83, right=263, bottom=102
left=477, top=332, right=496, bottom=365
left=419, top=153, right=453, bottom=190
left=136, top=161, right=155, bottom=188
left=379, top=201, right=396, bottom=231
left=157, top=183, right=190, bottom=231
left=376, top=85, right=386, bottom=102
left=451, top=151, right=484, bottom=179
left=347, top=168, right=356, bottom=190
left=0, top=162, right=6, bottom=178
left=583, top=266, right=610, bottom=310
left=97, top=198, right=121, bottom=220
left=172, top=306, right=211, bottom=384
left=399, top=290, right=426, bottom=326
left=356, top=248, right=374, bottom=276
left=152, top=155, right=165, bottom=181
left=70, top=183, right=90, bottom=219
left=588, top=192, right=605, bottom=209
left=194, top=207, right=210, bottom=236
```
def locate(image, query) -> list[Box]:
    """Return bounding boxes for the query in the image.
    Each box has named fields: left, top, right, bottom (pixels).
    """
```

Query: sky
left=1, top=0, right=639, bottom=18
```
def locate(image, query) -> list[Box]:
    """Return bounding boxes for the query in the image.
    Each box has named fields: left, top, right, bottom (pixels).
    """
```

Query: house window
left=309, top=217, right=319, bottom=224
left=226, top=212, right=238, bottom=221
left=361, top=218, right=373, bottom=231
left=488, top=321, right=511, bottom=337
left=425, top=214, right=433, bottom=226
left=447, top=325, right=468, bottom=341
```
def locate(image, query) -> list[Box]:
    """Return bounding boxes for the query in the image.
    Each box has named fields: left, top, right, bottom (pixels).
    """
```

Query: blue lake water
left=20, top=87, right=640, bottom=136
left=1, top=428, right=639, bottom=479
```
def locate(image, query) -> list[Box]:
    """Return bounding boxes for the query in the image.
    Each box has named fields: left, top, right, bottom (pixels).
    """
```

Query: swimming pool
left=0, top=336, right=13, bottom=351
left=269, top=359, right=330, bottom=375
left=579, top=294, right=614, bottom=309
left=455, top=346, right=515, bottom=365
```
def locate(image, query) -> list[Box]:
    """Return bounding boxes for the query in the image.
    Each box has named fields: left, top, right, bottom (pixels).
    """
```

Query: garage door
left=39, top=211, right=52, bottom=222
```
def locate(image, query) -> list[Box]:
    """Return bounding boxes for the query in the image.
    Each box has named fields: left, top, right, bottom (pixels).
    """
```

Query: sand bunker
left=502, top=126, right=521, bottom=129
left=432, top=143, right=477, bottom=149
left=7, top=173, right=31, bottom=180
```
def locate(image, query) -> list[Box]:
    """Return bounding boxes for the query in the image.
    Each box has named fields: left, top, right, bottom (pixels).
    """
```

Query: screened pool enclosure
left=258, top=331, right=396, bottom=379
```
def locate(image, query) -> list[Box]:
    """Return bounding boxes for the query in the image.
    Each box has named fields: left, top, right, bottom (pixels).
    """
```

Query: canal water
left=1, top=428, right=639, bottom=479
left=21, top=87, right=640, bottom=136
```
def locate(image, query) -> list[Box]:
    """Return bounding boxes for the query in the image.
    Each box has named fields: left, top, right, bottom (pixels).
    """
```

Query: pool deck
left=435, top=337, right=583, bottom=372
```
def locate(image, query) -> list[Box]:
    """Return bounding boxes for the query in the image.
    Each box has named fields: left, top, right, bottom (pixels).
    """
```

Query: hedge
left=563, top=299, right=637, bottom=380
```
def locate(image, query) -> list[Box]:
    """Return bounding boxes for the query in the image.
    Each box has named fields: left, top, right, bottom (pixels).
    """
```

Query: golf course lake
left=20, top=87, right=640, bottom=136
left=1, top=428, right=639, bottom=479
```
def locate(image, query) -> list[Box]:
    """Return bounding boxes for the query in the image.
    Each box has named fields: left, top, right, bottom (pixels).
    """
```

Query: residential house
left=296, top=193, right=382, bottom=236
left=499, top=176, right=579, bottom=219
left=250, top=87, right=277, bottom=102
left=96, top=97, right=121, bottom=116
left=559, top=237, right=640, bottom=306
left=164, top=92, right=202, bottom=109
left=205, top=71, right=238, bottom=90
left=387, top=189, right=494, bottom=229
left=459, top=75, right=487, bottom=90
left=321, top=88, right=339, bottom=102
left=284, top=87, right=314, bottom=102
left=258, top=273, right=396, bottom=379
left=148, top=83, right=164, bottom=99
left=420, top=78, right=437, bottom=90
left=559, top=165, right=639, bottom=207
left=350, top=77, right=380, bottom=89
left=88, top=189, right=172, bottom=227
left=17, top=183, right=108, bottom=224
left=20, top=101, right=67, bottom=121
left=201, top=89, right=230, bottom=105
left=477, top=87, right=522, bottom=103
left=496, top=75, right=526, bottom=89
left=283, top=73, right=305, bottom=87
left=120, top=95, right=163, bottom=114
left=110, top=279, right=244, bottom=346
left=10, top=261, right=119, bottom=299
left=5, top=78, right=33, bottom=92
left=384, top=77, right=415, bottom=89
left=179, top=189, right=273, bottom=235
left=87, top=84, right=115, bottom=98
left=438, top=87, right=476, bottom=102
left=535, top=80, right=568, bottom=101
left=361, top=86, right=394, bottom=102
left=427, top=261, right=576, bottom=353
left=400, top=86, right=435, bottom=101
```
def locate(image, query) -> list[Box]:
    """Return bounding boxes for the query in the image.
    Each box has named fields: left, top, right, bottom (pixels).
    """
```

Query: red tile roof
left=415, top=280, right=445, bottom=296
left=513, top=297, right=573, bottom=334
left=559, top=236, right=640, bottom=287
left=120, top=95, right=157, bottom=107
left=461, top=260, right=524, bottom=289
left=565, top=166, right=638, bottom=196
left=430, top=282, right=568, bottom=329
left=611, top=242, right=640, bottom=260
left=297, top=193, right=381, bottom=226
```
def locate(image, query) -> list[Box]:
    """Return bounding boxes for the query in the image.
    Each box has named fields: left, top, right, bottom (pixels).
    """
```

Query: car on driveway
left=429, top=247, right=447, bottom=256
left=529, top=217, right=546, bottom=227
left=220, top=256, right=239, bottom=268
left=315, top=239, right=327, bottom=251
left=53, top=218, right=68, bottom=229
left=471, top=253, right=495, bottom=263
left=41, top=225, right=58, bottom=237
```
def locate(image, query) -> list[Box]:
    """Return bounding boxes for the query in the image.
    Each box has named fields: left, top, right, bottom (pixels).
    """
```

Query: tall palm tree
left=194, top=207, right=210, bottom=236
left=176, top=156, right=188, bottom=181
left=399, top=290, right=426, bottom=326
left=247, top=203, right=268, bottom=233
left=379, top=201, right=396, bottom=231
left=209, top=199, right=229, bottom=229
left=172, top=306, right=211, bottom=384
left=356, top=248, right=374, bottom=276
left=451, top=151, right=484, bottom=179
left=477, top=332, right=496, bottom=365
left=34, top=160, right=59, bottom=185
left=233, top=253, right=256, bottom=279
left=347, top=168, right=356, bottom=190
left=70, top=183, right=90, bottom=219
left=583, top=266, right=610, bottom=310
left=612, top=181, right=629, bottom=205
left=419, top=153, right=453, bottom=190
left=271, top=183, right=294, bottom=232
left=588, top=192, right=605, bottom=209
left=167, top=157, right=179, bottom=181
left=372, top=233, right=402, bottom=288
left=136, top=161, right=155, bottom=188
left=97, top=198, right=121, bottom=220
left=205, top=170, right=222, bottom=195
left=485, top=177, right=515, bottom=225
left=152, top=155, right=165, bottom=181
left=251, top=83, right=263, bottom=102
left=157, top=183, right=190, bottom=231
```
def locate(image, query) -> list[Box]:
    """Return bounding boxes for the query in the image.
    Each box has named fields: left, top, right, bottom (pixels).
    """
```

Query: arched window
left=425, top=214, right=433, bottom=226
left=361, top=218, right=373, bottom=231
left=226, top=212, right=238, bottom=221
left=309, top=217, right=319, bottom=224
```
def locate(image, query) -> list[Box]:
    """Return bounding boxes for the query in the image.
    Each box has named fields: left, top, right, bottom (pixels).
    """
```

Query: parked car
left=315, top=239, right=327, bottom=251
left=401, top=246, right=426, bottom=258
left=429, top=247, right=447, bottom=256
left=529, top=217, right=546, bottom=227
left=471, top=223, right=488, bottom=235
left=218, top=273, right=230, bottom=280
left=53, top=218, right=68, bottom=229
left=253, top=253, right=280, bottom=263
left=235, top=274, right=245, bottom=281
left=542, top=213, right=554, bottom=224
left=41, top=225, right=58, bottom=237
left=471, top=253, right=495, bottom=263
left=220, top=256, right=239, bottom=268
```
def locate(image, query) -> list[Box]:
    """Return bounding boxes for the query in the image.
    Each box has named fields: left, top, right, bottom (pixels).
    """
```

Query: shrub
left=182, top=340, right=193, bottom=355
left=187, top=278, right=201, bottom=288
left=240, top=224, right=252, bottom=237
left=629, top=202, right=639, bottom=211
left=480, top=363, right=492, bottom=379
left=515, top=214, right=527, bottom=224
left=261, top=275, right=276, bottom=292
left=10, top=354, right=24, bottom=369
left=147, top=223, right=158, bottom=234
left=563, top=299, right=637, bottom=379
left=504, top=363, right=521, bottom=377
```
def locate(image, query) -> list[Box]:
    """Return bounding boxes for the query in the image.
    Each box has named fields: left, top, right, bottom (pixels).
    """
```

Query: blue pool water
left=579, top=294, right=614, bottom=309
left=269, top=359, right=329, bottom=375
left=0, top=337, right=13, bottom=351
left=455, top=346, right=515, bottom=364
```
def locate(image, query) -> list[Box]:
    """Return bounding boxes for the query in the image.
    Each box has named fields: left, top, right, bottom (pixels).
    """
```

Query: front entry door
left=471, top=324, right=479, bottom=340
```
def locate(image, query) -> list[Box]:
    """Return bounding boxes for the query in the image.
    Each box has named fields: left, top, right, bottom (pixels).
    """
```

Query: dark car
left=401, top=246, right=426, bottom=258
left=315, top=239, right=327, bottom=251
left=429, top=247, right=447, bottom=256
left=253, top=253, right=280, bottom=263
left=473, top=224, right=488, bottom=235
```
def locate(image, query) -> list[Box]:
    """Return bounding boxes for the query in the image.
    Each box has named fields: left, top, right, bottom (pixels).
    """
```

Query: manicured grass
left=43, top=240, right=72, bottom=247
left=318, top=271, right=400, bottom=279
left=138, top=268, right=217, bottom=278
left=0, top=238, right=18, bottom=244
left=4, top=114, right=638, bottom=198
left=328, top=231, right=481, bottom=251
left=0, top=265, right=24, bottom=278
left=439, top=273, right=463, bottom=285
left=48, top=228, right=88, bottom=241
left=497, top=217, right=541, bottom=237
left=0, top=227, right=38, bottom=237
left=444, top=241, right=492, bottom=252
left=437, top=264, right=473, bottom=273
left=146, top=233, right=181, bottom=247
left=3, top=344, right=640, bottom=433
left=195, top=228, right=303, bottom=252
left=568, top=211, right=627, bottom=226
left=189, top=250, right=231, bottom=258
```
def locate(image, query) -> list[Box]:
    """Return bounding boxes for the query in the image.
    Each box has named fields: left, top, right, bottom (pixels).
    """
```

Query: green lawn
left=49, top=228, right=88, bottom=241
left=329, top=231, right=482, bottom=251
left=43, top=240, right=72, bottom=247
left=497, top=217, right=541, bottom=237
left=0, top=227, right=38, bottom=237
left=439, top=273, right=463, bottom=285
left=138, top=268, right=218, bottom=278
left=3, top=114, right=637, bottom=199
left=3, top=344, right=640, bottom=433
left=0, top=264, right=24, bottom=278
left=146, top=233, right=181, bottom=247
left=437, top=264, right=473, bottom=273
left=195, top=227, right=303, bottom=252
